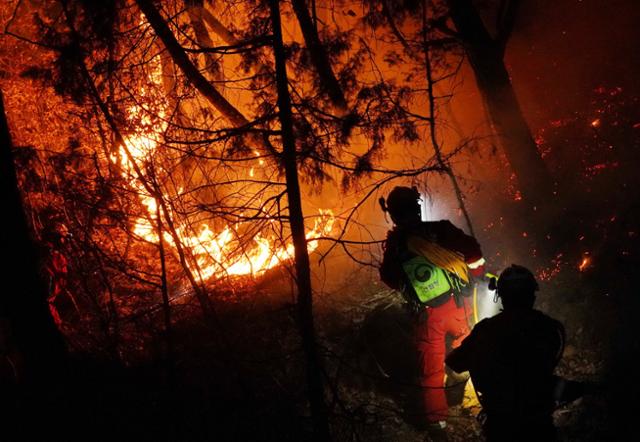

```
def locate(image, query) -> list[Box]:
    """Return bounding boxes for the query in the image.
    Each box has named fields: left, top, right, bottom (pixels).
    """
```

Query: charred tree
left=0, top=91, right=67, bottom=383
left=268, top=1, right=330, bottom=440
left=447, top=0, right=553, bottom=205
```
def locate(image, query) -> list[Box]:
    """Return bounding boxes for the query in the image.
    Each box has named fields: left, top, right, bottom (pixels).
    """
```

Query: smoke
left=476, top=284, right=502, bottom=322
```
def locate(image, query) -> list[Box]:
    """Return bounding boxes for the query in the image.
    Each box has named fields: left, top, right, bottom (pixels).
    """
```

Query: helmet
left=382, top=186, right=420, bottom=218
left=497, top=264, right=539, bottom=296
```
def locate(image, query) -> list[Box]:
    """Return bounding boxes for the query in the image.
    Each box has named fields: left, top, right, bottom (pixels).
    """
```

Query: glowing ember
left=584, top=162, right=619, bottom=178
left=590, top=118, right=601, bottom=128
left=578, top=255, right=591, bottom=272
left=537, top=253, right=564, bottom=281
left=513, top=190, right=523, bottom=201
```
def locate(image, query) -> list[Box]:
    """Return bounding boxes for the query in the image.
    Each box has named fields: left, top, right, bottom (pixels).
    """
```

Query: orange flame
left=578, top=256, right=591, bottom=272
left=114, top=48, right=335, bottom=282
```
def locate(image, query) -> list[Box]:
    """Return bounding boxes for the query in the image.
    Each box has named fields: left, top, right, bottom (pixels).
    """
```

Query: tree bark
left=447, top=0, right=552, bottom=205
left=268, top=1, right=330, bottom=440
left=290, top=0, right=347, bottom=114
left=0, top=90, right=67, bottom=382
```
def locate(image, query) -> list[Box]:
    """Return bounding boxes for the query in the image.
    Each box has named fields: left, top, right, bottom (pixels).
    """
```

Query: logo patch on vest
left=401, top=256, right=452, bottom=303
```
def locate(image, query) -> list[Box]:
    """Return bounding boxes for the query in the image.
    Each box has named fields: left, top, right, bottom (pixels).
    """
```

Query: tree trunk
left=268, top=1, right=330, bottom=440
left=447, top=0, right=552, bottom=205
left=198, top=5, right=241, bottom=46
left=290, top=0, right=347, bottom=114
left=186, top=1, right=225, bottom=88
left=0, top=90, right=67, bottom=382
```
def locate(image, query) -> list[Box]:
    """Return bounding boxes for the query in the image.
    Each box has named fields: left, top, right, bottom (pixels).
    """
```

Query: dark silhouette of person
left=379, top=186, right=485, bottom=440
left=446, top=264, right=565, bottom=442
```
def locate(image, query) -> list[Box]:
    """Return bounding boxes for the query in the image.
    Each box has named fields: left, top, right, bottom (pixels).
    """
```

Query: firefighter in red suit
left=379, top=187, right=485, bottom=439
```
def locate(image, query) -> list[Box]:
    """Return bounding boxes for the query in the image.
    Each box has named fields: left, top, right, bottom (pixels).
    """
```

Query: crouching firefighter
left=379, top=186, right=486, bottom=439
left=446, top=265, right=565, bottom=442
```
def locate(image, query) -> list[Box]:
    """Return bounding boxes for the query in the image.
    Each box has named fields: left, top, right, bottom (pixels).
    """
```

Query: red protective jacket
left=379, top=220, right=485, bottom=423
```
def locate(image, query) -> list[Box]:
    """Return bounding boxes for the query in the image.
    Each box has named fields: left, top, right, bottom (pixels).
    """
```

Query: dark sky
left=508, top=0, right=640, bottom=126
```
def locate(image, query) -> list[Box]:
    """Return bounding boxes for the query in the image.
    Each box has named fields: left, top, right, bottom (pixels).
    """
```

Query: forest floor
left=316, top=270, right=609, bottom=442
left=9, top=233, right=632, bottom=441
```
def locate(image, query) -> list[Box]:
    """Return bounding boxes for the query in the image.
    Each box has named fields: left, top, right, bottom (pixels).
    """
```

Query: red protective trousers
left=415, top=294, right=471, bottom=422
